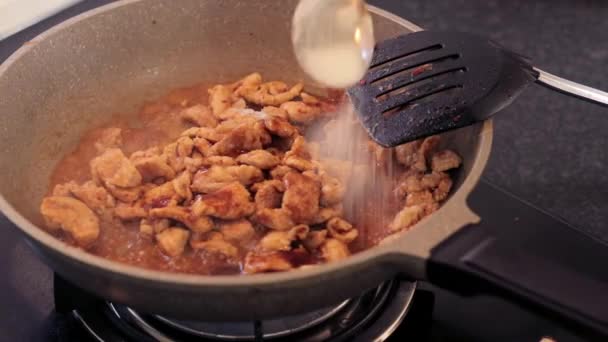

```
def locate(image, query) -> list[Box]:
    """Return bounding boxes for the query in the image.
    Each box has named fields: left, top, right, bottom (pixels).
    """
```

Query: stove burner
left=111, top=298, right=350, bottom=341
left=70, top=280, right=416, bottom=341
left=151, top=299, right=351, bottom=339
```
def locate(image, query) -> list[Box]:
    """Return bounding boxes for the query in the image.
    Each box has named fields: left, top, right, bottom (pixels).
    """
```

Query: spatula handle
left=535, top=68, right=608, bottom=107
left=427, top=180, right=608, bottom=340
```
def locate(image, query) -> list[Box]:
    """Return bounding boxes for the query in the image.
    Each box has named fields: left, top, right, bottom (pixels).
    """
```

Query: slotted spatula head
left=347, top=31, right=539, bottom=147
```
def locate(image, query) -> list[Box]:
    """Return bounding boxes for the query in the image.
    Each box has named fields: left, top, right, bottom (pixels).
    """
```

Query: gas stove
left=53, top=275, right=428, bottom=341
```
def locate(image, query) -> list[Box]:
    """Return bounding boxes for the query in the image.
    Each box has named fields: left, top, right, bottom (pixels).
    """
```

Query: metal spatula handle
left=535, top=68, right=608, bottom=107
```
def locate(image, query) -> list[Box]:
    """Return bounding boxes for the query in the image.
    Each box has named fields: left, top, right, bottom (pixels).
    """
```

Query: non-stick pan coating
left=0, top=0, right=491, bottom=320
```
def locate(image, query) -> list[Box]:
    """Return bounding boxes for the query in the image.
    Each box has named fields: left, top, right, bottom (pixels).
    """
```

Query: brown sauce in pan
left=48, top=83, right=373, bottom=275
left=46, top=79, right=459, bottom=275
left=50, top=84, right=247, bottom=275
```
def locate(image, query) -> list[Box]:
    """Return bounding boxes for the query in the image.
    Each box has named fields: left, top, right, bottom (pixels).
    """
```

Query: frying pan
left=1, top=0, right=607, bottom=334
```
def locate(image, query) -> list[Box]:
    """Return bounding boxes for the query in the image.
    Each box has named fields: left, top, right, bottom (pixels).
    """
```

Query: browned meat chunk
left=172, top=171, right=193, bottom=203
left=180, top=104, right=218, bottom=128
left=180, top=127, right=225, bottom=142
left=223, top=164, right=264, bottom=185
left=52, top=180, right=115, bottom=215
left=183, top=155, right=204, bottom=173
left=190, top=180, right=229, bottom=195
left=284, top=155, right=315, bottom=171
left=263, top=116, right=298, bottom=138
left=265, top=81, right=289, bottom=94
left=397, top=172, right=430, bottom=194
left=130, top=147, right=176, bottom=182
left=283, top=136, right=315, bottom=171
left=321, top=239, right=350, bottom=262
left=114, top=202, right=147, bottom=220
left=262, top=106, right=288, bottom=120
left=167, top=136, right=195, bottom=172
left=258, top=231, right=293, bottom=252
left=420, top=136, right=441, bottom=161
left=176, top=135, right=195, bottom=155
left=300, top=92, right=320, bottom=104
left=191, top=165, right=263, bottom=193
left=311, top=204, right=344, bottom=224
left=326, top=217, right=358, bottom=244
left=239, top=81, right=303, bottom=106
left=40, top=196, right=100, bottom=247
left=397, top=170, right=454, bottom=202
left=286, top=135, right=311, bottom=159
left=319, top=173, right=345, bottom=206
left=253, top=208, right=295, bottom=230
left=431, top=150, right=462, bottom=172
left=156, top=227, right=190, bottom=257
left=191, top=182, right=255, bottom=220
left=280, top=101, right=321, bottom=124
left=394, top=136, right=437, bottom=171
left=243, top=251, right=293, bottom=273
left=389, top=205, right=424, bottom=232
left=208, top=84, right=234, bottom=117
left=434, top=174, right=453, bottom=202
left=140, top=218, right=169, bottom=237
left=270, top=165, right=296, bottom=181
left=282, top=172, right=320, bottom=224
left=139, top=220, right=154, bottom=237
left=233, top=72, right=263, bottom=93
left=405, top=190, right=436, bottom=208
left=143, top=182, right=179, bottom=208
left=258, top=225, right=309, bottom=252
left=201, top=156, right=237, bottom=167
left=236, top=150, right=280, bottom=169
left=190, top=232, right=239, bottom=258
left=214, top=115, right=258, bottom=134
left=253, top=180, right=284, bottom=209
left=219, top=219, right=255, bottom=243
left=91, top=148, right=142, bottom=188
left=303, top=229, right=327, bottom=251
left=149, top=206, right=214, bottom=233
left=105, top=184, right=144, bottom=203
left=192, top=137, right=212, bottom=156
left=394, top=140, right=424, bottom=171
left=210, top=121, right=271, bottom=156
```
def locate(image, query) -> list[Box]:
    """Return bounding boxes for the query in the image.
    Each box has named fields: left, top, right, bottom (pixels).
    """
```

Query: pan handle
left=426, top=181, right=608, bottom=339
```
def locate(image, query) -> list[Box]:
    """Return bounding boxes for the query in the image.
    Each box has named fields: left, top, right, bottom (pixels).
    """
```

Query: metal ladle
left=292, top=0, right=375, bottom=88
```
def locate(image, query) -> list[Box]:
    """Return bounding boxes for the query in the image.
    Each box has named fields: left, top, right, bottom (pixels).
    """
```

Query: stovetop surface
left=1, top=1, right=607, bottom=341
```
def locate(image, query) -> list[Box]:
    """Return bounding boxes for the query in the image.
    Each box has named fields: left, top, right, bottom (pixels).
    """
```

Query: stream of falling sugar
left=308, top=101, right=398, bottom=248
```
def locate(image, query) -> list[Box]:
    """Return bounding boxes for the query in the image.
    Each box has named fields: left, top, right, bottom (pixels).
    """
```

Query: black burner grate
left=55, top=274, right=418, bottom=341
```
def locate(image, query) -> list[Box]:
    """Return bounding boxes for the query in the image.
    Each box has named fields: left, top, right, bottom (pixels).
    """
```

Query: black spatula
left=347, top=30, right=608, bottom=147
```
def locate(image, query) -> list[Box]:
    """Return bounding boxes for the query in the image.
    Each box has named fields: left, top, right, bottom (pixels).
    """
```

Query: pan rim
left=0, top=0, right=493, bottom=287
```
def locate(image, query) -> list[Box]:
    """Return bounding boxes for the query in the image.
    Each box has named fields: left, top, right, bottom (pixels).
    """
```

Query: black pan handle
left=427, top=180, right=608, bottom=339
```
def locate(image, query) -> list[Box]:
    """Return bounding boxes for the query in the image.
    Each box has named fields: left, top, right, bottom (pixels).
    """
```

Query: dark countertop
left=370, top=0, right=608, bottom=240
left=370, top=0, right=608, bottom=243
left=0, top=1, right=606, bottom=341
